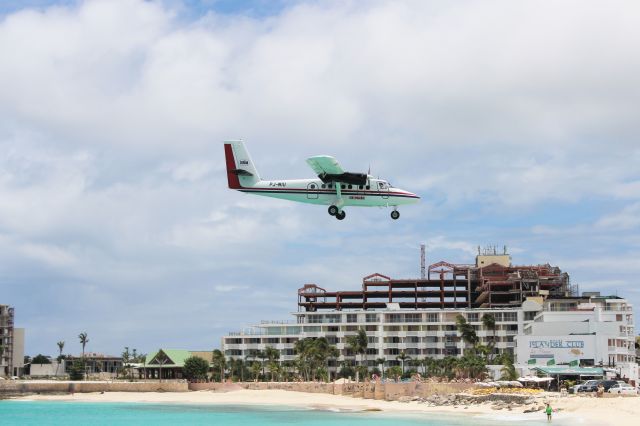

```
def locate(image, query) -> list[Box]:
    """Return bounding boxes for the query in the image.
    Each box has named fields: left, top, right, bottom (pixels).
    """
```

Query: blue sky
left=1, top=0, right=639, bottom=357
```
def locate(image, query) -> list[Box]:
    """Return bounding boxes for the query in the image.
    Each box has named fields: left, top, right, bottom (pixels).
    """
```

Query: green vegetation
left=346, top=329, right=367, bottom=381
left=56, top=341, right=65, bottom=361
left=211, top=349, right=226, bottom=382
left=183, top=356, right=210, bottom=381
left=69, top=360, right=85, bottom=381
left=294, top=337, right=340, bottom=381
left=31, top=354, right=51, bottom=364
left=498, top=352, right=517, bottom=380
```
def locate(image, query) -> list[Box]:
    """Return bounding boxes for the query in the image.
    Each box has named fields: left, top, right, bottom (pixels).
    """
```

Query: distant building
left=142, top=349, right=212, bottom=379
left=516, top=294, right=638, bottom=382
left=64, top=352, right=123, bottom=376
left=0, top=304, right=25, bottom=377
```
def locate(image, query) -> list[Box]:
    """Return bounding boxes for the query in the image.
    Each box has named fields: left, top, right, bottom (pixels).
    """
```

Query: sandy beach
left=14, top=389, right=640, bottom=425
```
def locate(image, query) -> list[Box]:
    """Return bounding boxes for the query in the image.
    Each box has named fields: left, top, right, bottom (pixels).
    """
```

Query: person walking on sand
left=545, top=403, right=553, bottom=422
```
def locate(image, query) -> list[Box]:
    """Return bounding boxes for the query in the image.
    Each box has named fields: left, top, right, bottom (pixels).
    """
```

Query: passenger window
left=328, top=183, right=332, bottom=189
left=348, top=184, right=352, bottom=189
left=321, top=184, right=326, bottom=189
left=358, top=185, right=363, bottom=190
left=366, top=185, right=370, bottom=190
left=341, top=184, right=346, bottom=189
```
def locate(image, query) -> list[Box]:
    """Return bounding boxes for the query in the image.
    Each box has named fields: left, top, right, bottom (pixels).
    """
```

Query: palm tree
left=375, top=357, right=386, bottom=379
left=139, top=354, right=147, bottom=380
left=396, top=350, right=411, bottom=375
left=323, top=343, right=340, bottom=382
left=346, top=329, right=368, bottom=381
left=481, top=313, right=497, bottom=362
left=264, top=346, right=280, bottom=381
left=78, top=332, right=89, bottom=358
left=455, top=315, right=479, bottom=354
left=424, top=357, right=437, bottom=377
left=56, top=341, right=65, bottom=375
left=78, top=332, right=89, bottom=379
left=250, top=361, right=261, bottom=381
left=211, top=349, right=226, bottom=382
left=499, top=352, right=517, bottom=380
left=257, top=350, right=268, bottom=379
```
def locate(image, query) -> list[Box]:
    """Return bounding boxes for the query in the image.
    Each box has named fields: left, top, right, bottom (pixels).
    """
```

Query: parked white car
left=607, top=383, right=637, bottom=395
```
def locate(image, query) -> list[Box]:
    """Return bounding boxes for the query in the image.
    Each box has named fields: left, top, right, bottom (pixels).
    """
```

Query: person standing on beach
left=545, top=403, right=553, bottom=422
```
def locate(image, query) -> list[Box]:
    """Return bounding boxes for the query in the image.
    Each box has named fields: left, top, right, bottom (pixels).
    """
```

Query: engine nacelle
left=318, top=172, right=368, bottom=186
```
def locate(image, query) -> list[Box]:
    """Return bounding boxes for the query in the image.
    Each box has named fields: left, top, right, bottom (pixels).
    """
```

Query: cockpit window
left=378, top=182, right=388, bottom=189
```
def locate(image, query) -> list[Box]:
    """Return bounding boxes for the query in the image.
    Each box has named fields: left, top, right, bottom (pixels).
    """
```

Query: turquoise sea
left=0, top=401, right=559, bottom=425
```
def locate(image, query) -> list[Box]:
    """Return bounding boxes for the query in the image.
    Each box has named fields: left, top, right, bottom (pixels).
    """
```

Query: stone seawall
left=0, top=381, right=188, bottom=395
left=1, top=380, right=472, bottom=401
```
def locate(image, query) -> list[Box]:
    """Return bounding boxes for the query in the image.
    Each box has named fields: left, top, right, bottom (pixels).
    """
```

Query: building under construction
left=298, top=247, right=573, bottom=311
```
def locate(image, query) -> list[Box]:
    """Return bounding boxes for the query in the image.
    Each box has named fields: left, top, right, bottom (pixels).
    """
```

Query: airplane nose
left=398, top=188, right=420, bottom=200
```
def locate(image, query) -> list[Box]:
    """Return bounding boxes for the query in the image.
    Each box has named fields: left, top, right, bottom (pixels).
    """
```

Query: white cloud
left=595, top=203, right=640, bottom=231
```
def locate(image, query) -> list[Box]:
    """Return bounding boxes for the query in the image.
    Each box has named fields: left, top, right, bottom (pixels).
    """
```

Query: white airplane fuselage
left=240, top=178, right=420, bottom=209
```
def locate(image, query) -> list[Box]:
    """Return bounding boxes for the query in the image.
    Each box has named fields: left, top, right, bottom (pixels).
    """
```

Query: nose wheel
left=391, top=210, right=400, bottom=220
left=336, top=210, right=346, bottom=220
left=328, top=205, right=339, bottom=216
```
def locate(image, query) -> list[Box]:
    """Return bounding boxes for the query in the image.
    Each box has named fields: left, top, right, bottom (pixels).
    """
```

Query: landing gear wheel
left=328, top=205, right=339, bottom=216
left=391, top=210, right=400, bottom=220
left=336, top=211, right=346, bottom=220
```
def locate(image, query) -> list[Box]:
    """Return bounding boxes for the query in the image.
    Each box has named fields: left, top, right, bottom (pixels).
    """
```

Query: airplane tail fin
left=224, top=140, right=261, bottom=189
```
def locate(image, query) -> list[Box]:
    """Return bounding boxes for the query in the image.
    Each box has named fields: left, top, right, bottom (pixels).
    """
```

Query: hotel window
left=366, top=313, right=379, bottom=323
left=346, top=314, right=358, bottom=323
left=326, top=314, right=341, bottom=323
left=503, top=312, right=517, bottom=322
left=386, top=314, right=402, bottom=323
left=426, top=313, right=439, bottom=323
left=404, top=313, right=422, bottom=323
left=467, top=313, right=479, bottom=322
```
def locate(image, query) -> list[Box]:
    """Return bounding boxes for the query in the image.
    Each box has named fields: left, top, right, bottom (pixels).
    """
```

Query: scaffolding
left=298, top=255, right=571, bottom=311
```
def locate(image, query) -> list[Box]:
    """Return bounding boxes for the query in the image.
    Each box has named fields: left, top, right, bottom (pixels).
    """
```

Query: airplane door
left=307, top=182, right=319, bottom=199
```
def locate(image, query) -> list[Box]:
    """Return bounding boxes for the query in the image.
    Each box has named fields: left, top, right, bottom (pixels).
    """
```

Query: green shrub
left=69, top=361, right=85, bottom=381
left=183, top=356, right=209, bottom=381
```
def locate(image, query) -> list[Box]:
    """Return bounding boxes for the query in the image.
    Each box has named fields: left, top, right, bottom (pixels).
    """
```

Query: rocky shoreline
left=397, top=392, right=552, bottom=414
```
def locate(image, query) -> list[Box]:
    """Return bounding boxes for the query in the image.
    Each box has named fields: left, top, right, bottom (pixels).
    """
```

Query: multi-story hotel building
left=221, top=251, right=638, bottom=383
left=0, top=304, right=25, bottom=377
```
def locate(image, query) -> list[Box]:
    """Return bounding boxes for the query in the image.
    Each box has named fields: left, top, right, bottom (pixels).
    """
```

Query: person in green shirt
left=545, top=403, right=553, bottom=422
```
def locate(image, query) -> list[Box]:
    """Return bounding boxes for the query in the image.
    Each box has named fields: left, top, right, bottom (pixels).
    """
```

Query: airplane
left=224, top=140, right=420, bottom=220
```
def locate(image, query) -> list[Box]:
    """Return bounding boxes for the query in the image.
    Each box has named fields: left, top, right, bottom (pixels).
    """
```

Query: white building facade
left=516, top=294, right=637, bottom=383
left=222, top=294, right=638, bottom=384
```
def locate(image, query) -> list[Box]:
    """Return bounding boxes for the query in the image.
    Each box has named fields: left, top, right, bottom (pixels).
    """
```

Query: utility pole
left=420, top=244, right=426, bottom=279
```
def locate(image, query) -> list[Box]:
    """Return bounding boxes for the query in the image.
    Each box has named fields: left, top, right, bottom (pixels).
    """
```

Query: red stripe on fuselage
left=224, top=144, right=241, bottom=189
left=240, top=187, right=419, bottom=198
